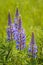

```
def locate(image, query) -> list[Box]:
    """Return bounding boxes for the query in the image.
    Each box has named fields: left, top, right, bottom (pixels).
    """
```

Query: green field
left=0, top=0, right=43, bottom=65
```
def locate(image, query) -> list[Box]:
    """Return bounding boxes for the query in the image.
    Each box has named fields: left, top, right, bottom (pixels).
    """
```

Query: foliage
left=0, top=0, right=43, bottom=65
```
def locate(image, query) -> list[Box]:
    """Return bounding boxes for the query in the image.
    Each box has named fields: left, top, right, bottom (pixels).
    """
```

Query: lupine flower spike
left=28, top=32, right=37, bottom=58
left=15, top=8, right=19, bottom=17
left=16, top=15, right=26, bottom=50
left=14, top=8, right=19, bottom=29
left=14, top=8, right=19, bottom=40
left=7, top=10, right=14, bottom=41
left=8, top=10, right=12, bottom=26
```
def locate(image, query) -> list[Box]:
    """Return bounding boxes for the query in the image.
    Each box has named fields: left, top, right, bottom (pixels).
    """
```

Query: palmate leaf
left=0, top=55, right=4, bottom=64
left=5, top=41, right=14, bottom=62
left=0, top=44, right=8, bottom=56
left=0, top=41, right=14, bottom=64
left=0, top=50, right=6, bottom=55
left=38, top=57, right=43, bottom=65
left=0, top=43, right=8, bottom=63
left=5, top=48, right=11, bottom=61
left=0, top=43, right=6, bottom=49
left=0, top=42, right=13, bottom=65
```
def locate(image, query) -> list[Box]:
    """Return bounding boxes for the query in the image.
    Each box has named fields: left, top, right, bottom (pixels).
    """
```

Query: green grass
left=0, top=0, right=43, bottom=65
left=0, top=0, right=43, bottom=42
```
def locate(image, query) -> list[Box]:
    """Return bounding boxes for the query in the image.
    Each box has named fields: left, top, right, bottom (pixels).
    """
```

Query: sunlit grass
left=0, top=0, right=43, bottom=65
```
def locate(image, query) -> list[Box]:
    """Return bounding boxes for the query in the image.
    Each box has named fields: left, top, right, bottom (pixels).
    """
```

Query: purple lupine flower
left=14, top=9, right=26, bottom=50
left=8, top=10, right=12, bottom=26
left=14, top=9, right=21, bottom=40
left=18, top=15, right=22, bottom=30
left=28, top=32, right=37, bottom=58
left=15, top=8, right=19, bottom=17
left=16, top=28, right=26, bottom=50
left=7, top=28, right=11, bottom=41
left=7, top=11, right=15, bottom=41
left=7, top=24, right=15, bottom=41
left=16, top=18, right=26, bottom=50
left=14, top=8, right=19, bottom=29
left=13, top=28, right=18, bottom=40
left=14, top=18, right=19, bottom=29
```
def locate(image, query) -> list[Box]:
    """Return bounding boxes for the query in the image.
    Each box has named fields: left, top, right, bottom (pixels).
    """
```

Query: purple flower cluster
left=8, top=10, right=12, bottom=26
left=7, top=11, right=15, bottom=41
left=7, top=24, right=15, bottom=41
left=7, top=8, right=37, bottom=55
left=14, top=8, right=26, bottom=50
left=16, top=29, right=26, bottom=50
left=7, top=8, right=26, bottom=50
left=28, top=32, right=37, bottom=58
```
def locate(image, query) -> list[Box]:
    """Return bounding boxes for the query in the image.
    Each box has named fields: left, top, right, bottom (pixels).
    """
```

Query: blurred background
left=0, top=0, right=43, bottom=65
